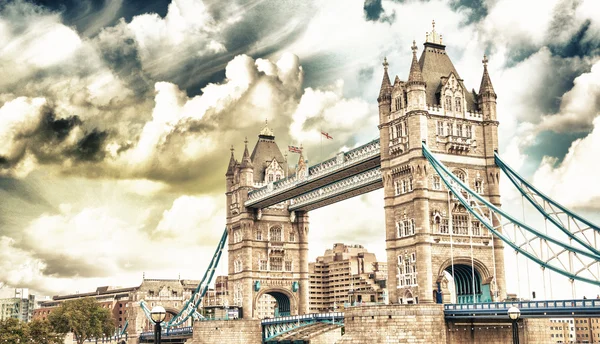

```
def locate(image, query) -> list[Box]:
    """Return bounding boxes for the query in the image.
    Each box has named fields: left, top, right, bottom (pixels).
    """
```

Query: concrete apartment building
left=0, top=289, right=35, bottom=322
left=309, top=243, right=387, bottom=313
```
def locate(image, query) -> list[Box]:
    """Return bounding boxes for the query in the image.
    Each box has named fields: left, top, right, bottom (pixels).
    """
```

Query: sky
left=1, top=0, right=600, bottom=301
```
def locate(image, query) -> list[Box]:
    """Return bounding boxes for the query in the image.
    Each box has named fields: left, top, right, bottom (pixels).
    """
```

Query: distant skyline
left=1, top=0, right=600, bottom=300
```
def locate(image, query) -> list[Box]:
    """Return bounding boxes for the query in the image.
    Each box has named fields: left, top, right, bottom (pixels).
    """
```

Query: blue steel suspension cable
left=422, top=143, right=600, bottom=286
left=495, top=153, right=600, bottom=255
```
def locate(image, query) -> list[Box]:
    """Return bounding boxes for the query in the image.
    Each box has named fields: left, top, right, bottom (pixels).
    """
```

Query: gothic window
left=397, top=253, right=417, bottom=287
left=408, top=177, right=413, bottom=192
left=395, top=123, right=403, bottom=137
left=270, top=257, right=283, bottom=271
left=440, top=219, right=449, bottom=234
left=269, top=226, right=282, bottom=242
left=472, top=221, right=481, bottom=236
left=275, top=173, right=281, bottom=181
left=475, top=180, right=483, bottom=194
left=437, top=121, right=444, bottom=136
left=395, top=97, right=401, bottom=111
left=259, top=259, right=268, bottom=271
left=234, top=260, right=242, bottom=273
left=285, top=260, right=292, bottom=271
left=394, top=180, right=401, bottom=195
left=397, top=219, right=415, bottom=237
left=401, top=179, right=408, bottom=193
left=433, top=176, right=441, bottom=190
left=456, top=123, right=463, bottom=137
left=455, top=97, right=462, bottom=113
left=397, top=222, right=404, bottom=238
left=233, top=229, right=242, bottom=243
left=289, top=231, right=295, bottom=242
left=452, top=214, right=469, bottom=235
left=453, top=170, right=466, bottom=183
left=466, top=125, right=472, bottom=138
left=255, top=229, right=262, bottom=241
left=445, top=96, right=452, bottom=111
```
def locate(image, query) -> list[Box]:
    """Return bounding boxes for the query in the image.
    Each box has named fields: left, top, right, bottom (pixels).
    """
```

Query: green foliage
left=0, top=318, right=62, bottom=344
left=48, top=297, right=115, bottom=344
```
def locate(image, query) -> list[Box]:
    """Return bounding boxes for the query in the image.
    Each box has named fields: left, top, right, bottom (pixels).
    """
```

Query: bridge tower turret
left=226, top=123, right=309, bottom=319
left=378, top=21, right=506, bottom=307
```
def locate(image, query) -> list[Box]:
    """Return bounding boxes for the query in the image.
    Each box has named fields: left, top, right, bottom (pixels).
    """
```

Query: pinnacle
left=408, top=41, right=424, bottom=84
left=479, top=54, right=496, bottom=97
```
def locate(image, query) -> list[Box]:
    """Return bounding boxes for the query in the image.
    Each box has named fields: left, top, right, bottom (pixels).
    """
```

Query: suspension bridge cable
left=448, top=190, right=456, bottom=302
left=495, top=153, right=600, bottom=256
left=422, top=143, right=600, bottom=287
left=521, top=195, right=532, bottom=299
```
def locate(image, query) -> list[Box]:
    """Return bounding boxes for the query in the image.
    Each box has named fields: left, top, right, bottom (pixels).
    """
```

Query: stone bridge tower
left=377, top=22, right=506, bottom=305
left=225, top=124, right=309, bottom=319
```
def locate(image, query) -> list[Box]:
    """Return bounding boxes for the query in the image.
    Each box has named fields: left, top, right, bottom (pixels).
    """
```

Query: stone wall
left=337, top=304, right=447, bottom=344
left=310, top=326, right=343, bottom=344
left=189, top=319, right=262, bottom=344
left=447, top=318, right=552, bottom=344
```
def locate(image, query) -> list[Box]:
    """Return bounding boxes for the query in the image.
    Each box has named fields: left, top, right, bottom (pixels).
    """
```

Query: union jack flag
left=288, top=145, right=302, bottom=153
left=321, top=131, right=333, bottom=140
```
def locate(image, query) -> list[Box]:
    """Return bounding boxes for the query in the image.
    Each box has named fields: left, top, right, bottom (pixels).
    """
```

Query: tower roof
left=479, top=54, right=496, bottom=97
left=408, top=41, right=425, bottom=84
left=378, top=57, right=392, bottom=98
left=240, top=138, right=253, bottom=169
left=250, top=126, right=285, bottom=183
left=226, top=146, right=236, bottom=176
left=417, top=22, right=477, bottom=110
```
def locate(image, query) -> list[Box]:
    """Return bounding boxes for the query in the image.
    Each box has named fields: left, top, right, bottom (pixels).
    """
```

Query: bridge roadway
left=245, top=139, right=381, bottom=211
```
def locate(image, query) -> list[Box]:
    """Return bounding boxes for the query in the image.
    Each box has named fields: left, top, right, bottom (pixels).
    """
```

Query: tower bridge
left=134, top=21, right=600, bottom=343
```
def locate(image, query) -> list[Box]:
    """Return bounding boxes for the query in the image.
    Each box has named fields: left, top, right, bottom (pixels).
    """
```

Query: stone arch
left=437, top=257, right=494, bottom=303
left=253, top=287, right=297, bottom=318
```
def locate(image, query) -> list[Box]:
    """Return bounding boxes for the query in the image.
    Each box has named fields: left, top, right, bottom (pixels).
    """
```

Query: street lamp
left=507, top=306, right=521, bottom=344
left=150, top=306, right=166, bottom=344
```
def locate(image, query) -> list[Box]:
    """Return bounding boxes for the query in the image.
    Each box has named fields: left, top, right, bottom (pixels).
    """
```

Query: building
left=377, top=20, right=506, bottom=305
left=548, top=317, right=600, bottom=343
left=309, top=243, right=387, bottom=313
left=0, top=289, right=35, bottom=322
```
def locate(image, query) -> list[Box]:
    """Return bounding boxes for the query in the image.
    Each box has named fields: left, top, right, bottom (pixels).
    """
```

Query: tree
left=29, top=319, right=64, bottom=344
left=48, top=297, right=115, bottom=344
left=0, top=318, right=29, bottom=343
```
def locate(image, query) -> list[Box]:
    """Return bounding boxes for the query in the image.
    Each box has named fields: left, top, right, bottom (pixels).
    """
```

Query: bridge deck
left=445, top=299, right=600, bottom=319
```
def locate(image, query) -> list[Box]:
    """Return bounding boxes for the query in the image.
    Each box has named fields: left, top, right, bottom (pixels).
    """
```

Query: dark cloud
left=449, top=0, right=487, bottom=24
left=70, top=129, right=109, bottom=162
left=521, top=131, right=587, bottom=175
left=39, top=253, right=109, bottom=278
left=364, top=0, right=384, bottom=21
left=549, top=20, right=600, bottom=59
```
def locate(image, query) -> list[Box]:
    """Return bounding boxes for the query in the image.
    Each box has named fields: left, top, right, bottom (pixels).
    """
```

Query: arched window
left=453, top=170, right=466, bottom=183
left=455, top=97, right=462, bottom=113
left=445, top=96, right=452, bottom=111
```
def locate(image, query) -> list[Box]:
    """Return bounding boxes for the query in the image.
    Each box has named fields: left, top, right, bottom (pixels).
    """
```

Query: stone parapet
left=190, top=319, right=262, bottom=344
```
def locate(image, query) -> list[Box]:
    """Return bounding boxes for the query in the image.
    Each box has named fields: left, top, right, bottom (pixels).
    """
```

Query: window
left=455, top=97, right=462, bottom=113
left=289, top=231, right=295, bottom=242
left=395, top=97, right=401, bottom=111
left=259, top=259, right=267, bottom=271
left=401, top=180, right=407, bottom=194
left=234, top=260, right=242, bottom=273
left=285, top=261, right=292, bottom=271
left=268, top=173, right=274, bottom=182
left=472, top=221, right=481, bottom=236
left=397, top=219, right=415, bottom=237
left=433, top=176, right=441, bottom=190
left=445, top=96, right=452, bottom=111
left=275, top=173, right=281, bottom=181
left=269, top=226, right=282, bottom=242
left=456, top=123, right=463, bottom=137
left=466, top=125, right=472, bottom=138
left=397, top=253, right=417, bottom=287
left=408, top=178, right=413, bottom=192
left=475, top=180, right=482, bottom=194
left=452, top=215, right=469, bottom=235
left=454, top=170, right=466, bottom=183
left=270, top=257, right=283, bottom=271
left=233, top=229, right=242, bottom=243
left=437, top=121, right=444, bottom=136
left=256, top=230, right=262, bottom=241
left=394, top=181, right=401, bottom=195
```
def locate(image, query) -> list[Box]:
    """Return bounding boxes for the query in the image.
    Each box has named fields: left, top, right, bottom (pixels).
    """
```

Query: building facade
left=0, top=289, right=35, bottom=322
left=309, top=243, right=387, bottom=313
left=377, top=21, right=506, bottom=305
left=548, top=317, right=600, bottom=343
left=226, top=125, right=309, bottom=319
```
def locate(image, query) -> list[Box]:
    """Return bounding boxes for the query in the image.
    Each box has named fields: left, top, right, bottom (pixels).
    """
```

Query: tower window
left=475, top=180, right=482, bottom=193
left=255, top=229, right=262, bottom=241
left=437, top=121, right=444, bottom=136
left=268, top=174, right=274, bottom=182
left=395, top=97, right=401, bottom=111
left=259, top=259, right=267, bottom=270
left=456, top=123, right=463, bottom=137
left=466, top=125, right=472, bottom=138
left=269, top=227, right=282, bottom=242
left=289, top=231, right=295, bottom=242
left=455, top=97, right=462, bottom=113
left=285, top=261, right=292, bottom=271
left=433, top=176, right=441, bottom=190
left=445, top=96, right=452, bottom=112
left=270, top=257, right=283, bottom=271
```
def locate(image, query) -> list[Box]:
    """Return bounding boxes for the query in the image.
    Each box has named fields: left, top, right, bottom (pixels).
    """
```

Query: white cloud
left=532, top=116, right=600, bottom=208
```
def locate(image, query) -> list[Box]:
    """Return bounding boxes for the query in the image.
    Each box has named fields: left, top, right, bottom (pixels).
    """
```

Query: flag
left=288, top=145, right=302, bottom=154
left=321, top=131, right=333, bottom=140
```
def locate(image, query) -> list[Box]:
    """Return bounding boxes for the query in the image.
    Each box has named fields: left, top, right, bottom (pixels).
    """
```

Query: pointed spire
left=479, top=54, right=496, bottom=97
left=226, top=145, right=236, bottom=176
left=407, top=41, right=424, bottom=84
left=240, top=137, right=253, bottom=168
left=259, top=119, right=274, bottom=138
left=378, top=57, right=392, bottom=99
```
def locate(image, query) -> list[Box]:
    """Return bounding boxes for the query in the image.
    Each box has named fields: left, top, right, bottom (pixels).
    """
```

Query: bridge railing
left=444, top=299, right=600, bottom=318
left=261, top=312, right=345, bottom=325
left=139, top=326, right=193, bottom=339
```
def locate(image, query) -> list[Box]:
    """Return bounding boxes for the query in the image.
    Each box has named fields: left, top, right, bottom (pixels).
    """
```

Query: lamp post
left=150, top=306, right=166, bottom=344
left=507, top=306, right=521, bottom=344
